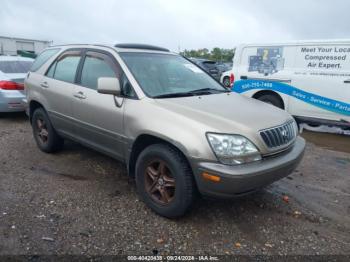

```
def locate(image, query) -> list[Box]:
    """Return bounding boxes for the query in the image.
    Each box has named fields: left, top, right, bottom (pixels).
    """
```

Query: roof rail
left=114, top=43, right=169, bottom=52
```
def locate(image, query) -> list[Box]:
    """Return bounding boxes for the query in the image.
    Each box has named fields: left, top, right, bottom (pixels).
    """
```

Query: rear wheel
left=223, top=76, right=231, bottom=88
left=257, top=94, right=284, bottom=109
left=135, top=144, right=196, bottom=218
left=32, top=108, right=64, bottom=153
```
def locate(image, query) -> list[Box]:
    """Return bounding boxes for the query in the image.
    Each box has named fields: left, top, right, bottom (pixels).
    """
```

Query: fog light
left=202, top=172, right=221, bottom=183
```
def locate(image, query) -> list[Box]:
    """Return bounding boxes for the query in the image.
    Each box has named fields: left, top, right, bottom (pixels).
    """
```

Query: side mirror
left=97, top=77, right=121, bottom=96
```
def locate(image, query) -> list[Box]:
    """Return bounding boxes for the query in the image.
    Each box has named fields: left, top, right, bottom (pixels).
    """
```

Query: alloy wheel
left=144, top=159, right=176, bottom=205
left=224, top=78, right=231, bottom=87
left=36, top=118, right=49, bottom=144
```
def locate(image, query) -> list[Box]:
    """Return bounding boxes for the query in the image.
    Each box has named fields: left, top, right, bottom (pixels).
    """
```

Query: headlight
left=206, top=133, right=262, bottom=165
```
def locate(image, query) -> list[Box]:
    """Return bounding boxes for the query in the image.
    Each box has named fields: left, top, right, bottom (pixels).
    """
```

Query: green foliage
left=180, top=47, right=235, bottom=62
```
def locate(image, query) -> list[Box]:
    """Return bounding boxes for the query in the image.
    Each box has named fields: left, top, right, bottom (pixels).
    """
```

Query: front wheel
left=32, top=108, right=64, bottom=153
left=257, top=94, right=284, bottom=109
left=135, top=144, right=196, bottom=218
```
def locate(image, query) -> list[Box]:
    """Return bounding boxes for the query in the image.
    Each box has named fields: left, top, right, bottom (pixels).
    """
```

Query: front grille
left=260, top=120, right=296, bottom=149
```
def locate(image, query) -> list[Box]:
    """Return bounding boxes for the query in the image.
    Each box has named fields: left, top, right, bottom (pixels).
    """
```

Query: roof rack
left=114, top=43, right=169, bottom=52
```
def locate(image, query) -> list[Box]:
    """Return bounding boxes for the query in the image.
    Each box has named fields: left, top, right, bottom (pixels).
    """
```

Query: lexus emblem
left=281, top=129, right=287, bottom=138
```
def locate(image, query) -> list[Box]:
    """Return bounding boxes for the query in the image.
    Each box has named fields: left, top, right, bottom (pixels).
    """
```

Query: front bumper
left=191, top=136, right=305, bottom=198
left=0, top=90, right=26, bottom=113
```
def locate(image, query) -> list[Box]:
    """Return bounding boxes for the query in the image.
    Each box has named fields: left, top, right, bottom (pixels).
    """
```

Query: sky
left=1, top=0, right=350, bottom=52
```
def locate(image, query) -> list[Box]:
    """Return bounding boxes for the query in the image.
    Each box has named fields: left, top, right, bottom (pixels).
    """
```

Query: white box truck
left=224, top=40, right=350, bottom=128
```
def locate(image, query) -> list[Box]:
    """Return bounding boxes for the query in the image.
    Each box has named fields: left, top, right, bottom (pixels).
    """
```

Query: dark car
left=190, top=58, right=220, bottom=80
left=215, top=62, right=232, bottom=75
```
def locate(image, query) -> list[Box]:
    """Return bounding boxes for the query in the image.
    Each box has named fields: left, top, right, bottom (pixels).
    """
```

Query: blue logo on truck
left=233, top=79, right=350, bottom=116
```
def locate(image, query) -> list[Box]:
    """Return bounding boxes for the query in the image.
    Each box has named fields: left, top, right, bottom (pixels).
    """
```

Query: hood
left=154, top=92, right=293, bottom=135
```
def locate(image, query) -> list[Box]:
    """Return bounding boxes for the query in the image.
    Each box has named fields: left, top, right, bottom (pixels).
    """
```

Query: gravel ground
left=0, top=112, right=349, bottom=256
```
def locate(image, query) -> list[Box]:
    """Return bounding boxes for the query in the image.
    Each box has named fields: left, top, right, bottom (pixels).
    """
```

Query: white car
left=0, top=56, right=34, bottom=112
left=229, top=40, right=350, bottom=128
left=220, top=69, right=234, bottom=87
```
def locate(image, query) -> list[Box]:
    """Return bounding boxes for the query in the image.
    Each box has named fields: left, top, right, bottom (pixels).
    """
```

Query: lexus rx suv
left=25, top=44, right=305, bottom=218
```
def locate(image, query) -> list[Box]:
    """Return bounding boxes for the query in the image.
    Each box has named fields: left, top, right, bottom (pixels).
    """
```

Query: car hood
left=154, top=92, right=293, bottom=135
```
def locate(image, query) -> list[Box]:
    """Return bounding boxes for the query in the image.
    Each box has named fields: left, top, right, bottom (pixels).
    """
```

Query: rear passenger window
left=50, top=51, right=81, bottom=83
left=80, top=51, right=118, bottom=90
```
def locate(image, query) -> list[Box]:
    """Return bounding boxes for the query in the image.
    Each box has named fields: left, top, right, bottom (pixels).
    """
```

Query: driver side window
left=80, top=51, right=117, bottom=90
left=79, top=51, right=137, bottom=98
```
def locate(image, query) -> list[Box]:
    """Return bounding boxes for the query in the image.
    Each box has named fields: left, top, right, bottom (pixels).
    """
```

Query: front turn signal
left=202, top=172, right=221, bottom=183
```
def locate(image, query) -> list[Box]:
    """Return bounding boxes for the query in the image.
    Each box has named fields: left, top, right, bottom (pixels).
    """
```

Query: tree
left=211, top=47, right=223, bottom=61
left=180, top=47, right=235, bottom=62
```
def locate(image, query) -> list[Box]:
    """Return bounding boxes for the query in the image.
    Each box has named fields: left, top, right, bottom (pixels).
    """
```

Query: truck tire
left=257, top=94, right=284, bottom=109
left=135, top=144, right=196, bottom=218
left=32, top=108, right=64, bottom=153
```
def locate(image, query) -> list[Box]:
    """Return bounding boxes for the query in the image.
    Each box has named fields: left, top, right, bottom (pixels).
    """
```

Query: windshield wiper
left=152, top=88, right=229, bottom=99
left=188, top=88, right=229, bottom=94
left=152, top=92, right=196, bottom=98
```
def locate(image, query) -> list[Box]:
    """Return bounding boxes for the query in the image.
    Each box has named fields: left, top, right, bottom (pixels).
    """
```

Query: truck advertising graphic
left=248, top=47, right=285, bottom=75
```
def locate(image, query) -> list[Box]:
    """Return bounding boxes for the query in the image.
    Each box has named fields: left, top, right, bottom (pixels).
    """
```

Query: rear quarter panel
left=25, top=72, right=48, bottom=113
left=25, top=47, right=63, bottom=116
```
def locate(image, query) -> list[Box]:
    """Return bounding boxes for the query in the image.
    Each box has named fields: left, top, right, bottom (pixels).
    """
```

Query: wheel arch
left=127, top=134, right=191, bottom=178
left=252, top=90, right=286, bottom=109
left=29, top=100, right=45, bottom=123
left=223, top=75, right=230, bottom=81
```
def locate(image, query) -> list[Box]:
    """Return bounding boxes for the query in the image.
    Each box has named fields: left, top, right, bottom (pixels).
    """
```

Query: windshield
left=119, top=53, right=226, bottom=98
left=0, top=61, right=33, bottom=73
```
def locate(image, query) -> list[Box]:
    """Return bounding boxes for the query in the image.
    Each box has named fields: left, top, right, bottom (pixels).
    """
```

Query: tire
left=135, top=144, right=196, bottom=218
left=32, top=107, right=64, bottom=153
left=257, top=94, right=284, bottom=109
left=223, top=76, right=231, bottom=88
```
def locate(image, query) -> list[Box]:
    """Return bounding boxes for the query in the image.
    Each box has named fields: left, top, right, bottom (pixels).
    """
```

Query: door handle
left=73, top=91, right=86, bottom=99
left=240, top=75, right=248, bottom=80
left=344, top=79, right=350, bottom=83
left=40, top=82, right=49, bottom=88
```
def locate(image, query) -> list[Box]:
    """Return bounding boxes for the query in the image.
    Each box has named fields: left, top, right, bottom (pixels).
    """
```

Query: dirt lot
left=0, top=112, right=349, bottom=256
